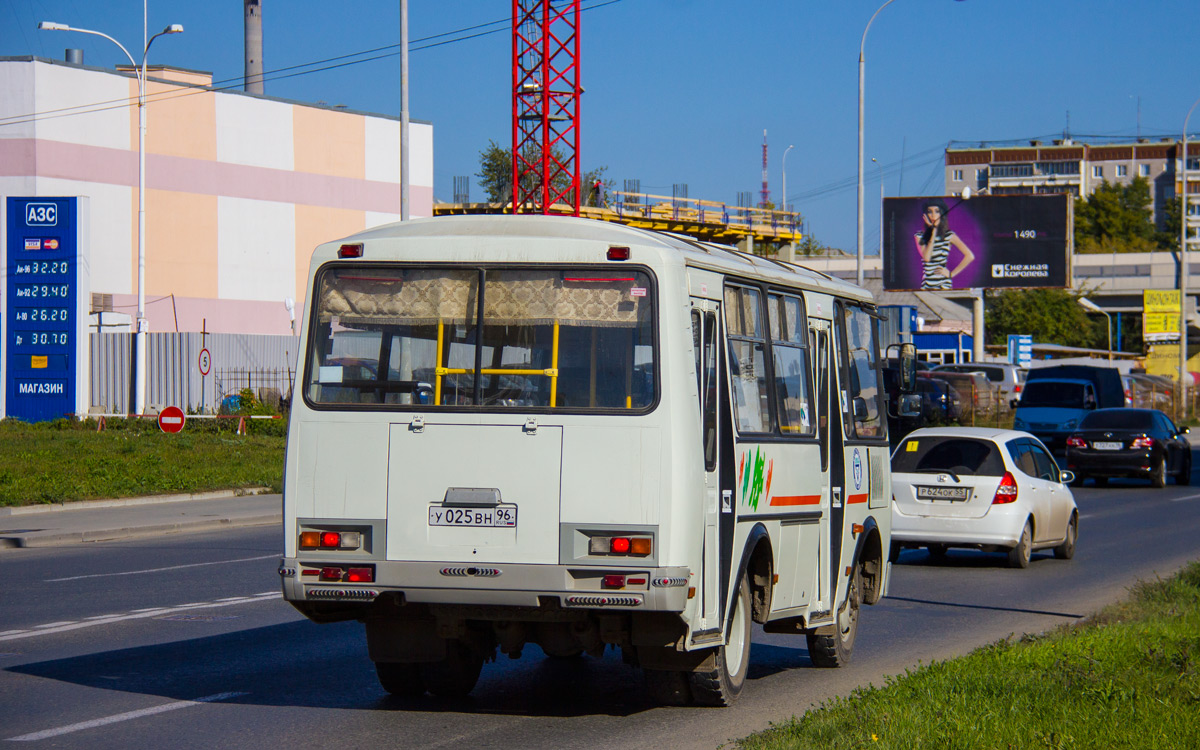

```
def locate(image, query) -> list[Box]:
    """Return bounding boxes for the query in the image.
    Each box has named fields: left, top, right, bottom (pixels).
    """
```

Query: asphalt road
left=2, top=478, right=1198, bottom=749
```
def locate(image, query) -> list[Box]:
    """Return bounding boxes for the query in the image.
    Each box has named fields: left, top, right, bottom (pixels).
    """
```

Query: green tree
left=475, top=140, right=608, bottom=206
left=985, top=288, right=1105, bottom=349
left=1156, top=194, right=1182, bottom=250
left=1074, top=176, right=1157, bottom=253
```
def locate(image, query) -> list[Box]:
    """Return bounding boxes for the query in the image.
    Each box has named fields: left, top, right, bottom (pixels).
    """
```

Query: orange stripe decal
left=847, top=493, right=869, bottom=504
left=770, top=494, right=822, bottom=506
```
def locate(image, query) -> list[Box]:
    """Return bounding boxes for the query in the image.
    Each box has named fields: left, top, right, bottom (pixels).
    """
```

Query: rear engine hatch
left=386, top=422, right=562, bottom=564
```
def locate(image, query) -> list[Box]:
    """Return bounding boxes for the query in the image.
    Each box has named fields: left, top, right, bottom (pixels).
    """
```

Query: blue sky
left=2, top=0, right=1198, bottom=253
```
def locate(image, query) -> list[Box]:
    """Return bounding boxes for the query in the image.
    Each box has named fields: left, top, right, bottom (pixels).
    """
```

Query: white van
left=279, top=215, right=912, bottom=706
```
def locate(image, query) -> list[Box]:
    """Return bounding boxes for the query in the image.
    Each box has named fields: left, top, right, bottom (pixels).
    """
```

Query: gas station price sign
left=5, top=197, right=87, bottom=422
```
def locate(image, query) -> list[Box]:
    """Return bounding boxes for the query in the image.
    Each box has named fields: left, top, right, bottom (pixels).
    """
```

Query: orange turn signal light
left=629, top=537, right=652, bottom=556
left=299, top=531, right=320, bottom=549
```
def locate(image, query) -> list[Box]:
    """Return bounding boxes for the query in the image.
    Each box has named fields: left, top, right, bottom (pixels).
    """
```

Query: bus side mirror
left=888, top=342, right=918, bottom=393
left=899, top=394, right=922, bottom=417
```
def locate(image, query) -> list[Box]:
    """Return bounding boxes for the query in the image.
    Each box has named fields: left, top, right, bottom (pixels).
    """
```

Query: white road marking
left=5, top=691, right=248, bottom=742
left=46, top=554, right=279, bottom=582
left=1170, top=492, right=1200, bottom=502
left=0, top=592, right=280, bottom=642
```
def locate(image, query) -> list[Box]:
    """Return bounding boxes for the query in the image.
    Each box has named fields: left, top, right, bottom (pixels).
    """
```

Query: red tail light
left=1131, top=436, right=1154, bottom=448
left=338, top=243, right=363, bottom=258
left=602, top=575, right=626, bottom=589
left=320, top=531, right=341, bottom=548
left=1066, top=436, right=1086, bottom=448
left=346, top=567, right=374, bottom=583
left=992, top=472, right=1019, bottom=504
left=610, top=537, right=631, bottom=554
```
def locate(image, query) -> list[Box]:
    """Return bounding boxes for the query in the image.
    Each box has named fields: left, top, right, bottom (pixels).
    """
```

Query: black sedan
left=1065, top=408, right=1192, bottom=488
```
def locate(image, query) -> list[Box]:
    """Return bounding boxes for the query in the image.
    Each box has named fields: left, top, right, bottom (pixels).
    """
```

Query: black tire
left=1054, top=512, right=1078, bottom=560
left=690, top=575, right=752, bottom=706
left=1178, top=453, right=1192, bottom=486
left=1151, top=454, right=1167, bottom=488
left=927, top=544, right=948, bottom=561
left=419, top=640, right=483, bottom=698
left=1070, top=472, right=1087, bottom=487
left=645, top=668, right=692, bottom=706
left=807, top=565, right=861, bottom=668
left=1093, top=476, right=1109, bottom=487
left=888, top=541, right=902, bottom=563
left=1007, top=520, right=1032, bottom=569
left=374, top=661, right=425, bottom=697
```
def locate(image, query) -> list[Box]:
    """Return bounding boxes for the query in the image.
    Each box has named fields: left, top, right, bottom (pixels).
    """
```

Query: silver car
left=932, top=362, right=1026, bottom=409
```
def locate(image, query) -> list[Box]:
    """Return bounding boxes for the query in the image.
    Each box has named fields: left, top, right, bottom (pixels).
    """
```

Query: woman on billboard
left=914, top=198, right=975, bottom=290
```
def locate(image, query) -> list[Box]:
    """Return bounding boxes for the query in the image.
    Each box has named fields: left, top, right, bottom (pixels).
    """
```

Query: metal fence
left=89, top=332, right=300, bottom=414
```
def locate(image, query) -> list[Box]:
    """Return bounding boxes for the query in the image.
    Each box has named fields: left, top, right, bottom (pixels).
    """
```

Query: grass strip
left=0, top=418, right=284, bottom=506
left=739, top=561, right=1200, bottom=750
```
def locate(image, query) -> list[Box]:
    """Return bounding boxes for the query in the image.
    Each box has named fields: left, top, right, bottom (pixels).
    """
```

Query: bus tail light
left=300, top=529, right=363, bottom=551
left=602, top=575, right=626, bottom=589
left=319, top=567, right=343, bottom=581
left=320, top=532, right=341, bottom=548
left=992, top=472, right=1018, bottom=504
left=299, top=531, right=320, bottom=549
left=346, top=567, right=374, bottom=583
left=589, top=535, right=653, bottom=557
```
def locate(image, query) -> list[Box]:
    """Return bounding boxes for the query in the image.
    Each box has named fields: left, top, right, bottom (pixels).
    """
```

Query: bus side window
left=691, top=310, right=703, bottom=404
left=768, top=293, right=814, bottom=437
left=724, top=284, right=772, bottom=434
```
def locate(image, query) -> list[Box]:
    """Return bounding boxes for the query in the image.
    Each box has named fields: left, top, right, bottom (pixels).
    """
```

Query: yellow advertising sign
left=1144, top=290, right=1182, bottom=342
left=1144, top=290, right=1181, bottom=314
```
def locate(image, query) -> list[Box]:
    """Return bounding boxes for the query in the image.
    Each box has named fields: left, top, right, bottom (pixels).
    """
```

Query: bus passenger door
left=809, top=320, right=835, bottom=618
left=691, top=299, right=722, bottom=633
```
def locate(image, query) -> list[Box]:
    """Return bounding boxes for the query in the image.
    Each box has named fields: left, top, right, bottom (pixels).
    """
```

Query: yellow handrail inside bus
left=435, top=319, right=445, bottom=404
left=550, top=320, right=560, bottom=407
left=432, top=319, right=562, bottom=406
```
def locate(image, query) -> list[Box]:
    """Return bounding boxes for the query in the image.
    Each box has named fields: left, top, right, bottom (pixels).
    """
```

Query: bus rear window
left=305, top=266, right=656, bottom=410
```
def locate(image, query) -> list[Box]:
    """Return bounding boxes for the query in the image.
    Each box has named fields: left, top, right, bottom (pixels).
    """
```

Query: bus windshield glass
left=305, top=265, right=656, bottom=410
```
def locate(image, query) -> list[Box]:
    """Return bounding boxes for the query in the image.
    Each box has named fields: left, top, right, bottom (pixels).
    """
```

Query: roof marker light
left=607, top=246, right=630, bottom=261
left=338, top=243, right=363, bottom=258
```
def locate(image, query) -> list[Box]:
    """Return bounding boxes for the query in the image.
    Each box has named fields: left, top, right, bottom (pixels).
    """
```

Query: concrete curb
left=0, top=512, right=281, bottom=549
left=0, top=487, right=273, bottom=517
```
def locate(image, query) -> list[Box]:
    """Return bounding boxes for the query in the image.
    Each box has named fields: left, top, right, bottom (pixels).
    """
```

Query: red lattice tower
left=512, top=0, right=581, bottom=215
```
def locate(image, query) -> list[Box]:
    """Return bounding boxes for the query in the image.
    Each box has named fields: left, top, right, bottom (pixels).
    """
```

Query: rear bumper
left=890, top=503, right=1024, bottom=548
left=1066, top=449, right=1155, bottom=477
left=279, top=557, right=692, bottom=614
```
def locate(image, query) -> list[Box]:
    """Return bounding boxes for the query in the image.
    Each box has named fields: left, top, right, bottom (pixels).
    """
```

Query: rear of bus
left=278, top=217, right=697, bottom=695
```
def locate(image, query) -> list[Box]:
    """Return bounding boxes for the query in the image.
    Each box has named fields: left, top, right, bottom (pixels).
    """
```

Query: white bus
left=280, top=215, right=915, bottom=706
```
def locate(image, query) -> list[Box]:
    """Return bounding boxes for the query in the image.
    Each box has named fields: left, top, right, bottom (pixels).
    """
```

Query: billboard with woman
left=882, top=193, right=1071, bottom=291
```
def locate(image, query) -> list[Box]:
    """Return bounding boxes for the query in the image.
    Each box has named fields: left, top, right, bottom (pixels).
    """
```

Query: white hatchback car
left=890, top=427, right=1079, bottom=568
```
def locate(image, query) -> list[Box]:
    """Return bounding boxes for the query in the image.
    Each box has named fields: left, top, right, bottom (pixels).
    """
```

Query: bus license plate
left=428, top=504, right=518, bottom=528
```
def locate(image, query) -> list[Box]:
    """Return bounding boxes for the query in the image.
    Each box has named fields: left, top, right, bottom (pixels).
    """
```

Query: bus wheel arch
left=855, top=517, right=885, bottom=606
left=738, top=523, right=775, bottom=624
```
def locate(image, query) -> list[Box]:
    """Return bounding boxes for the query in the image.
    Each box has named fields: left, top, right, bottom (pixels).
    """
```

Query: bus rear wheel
left=807, top=564, right=860, bottom=668
left=690, top=575, right=752, bottom=706
left=419, top=640, right=483, bottom=698
left=374, top=661, right=425, bottom=697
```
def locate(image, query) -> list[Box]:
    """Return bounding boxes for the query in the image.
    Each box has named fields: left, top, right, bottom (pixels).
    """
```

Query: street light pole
left=39, top=18, right=183, bottom=417
left=1078, top=297, right=1112, bottom=361
left=872, top=156, right=884, bottom=257
left=858, top=0, right=896, bottom=286
left=1180, top=98, right=1200, bottom=418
